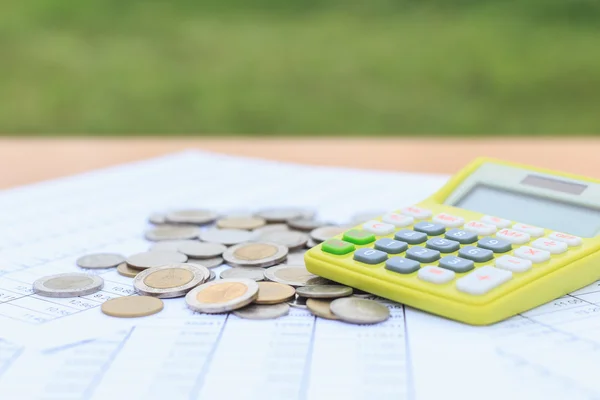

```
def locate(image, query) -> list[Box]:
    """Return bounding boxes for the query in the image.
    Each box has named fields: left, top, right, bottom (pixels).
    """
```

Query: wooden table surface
left=1, top=138, right=599, bottom=189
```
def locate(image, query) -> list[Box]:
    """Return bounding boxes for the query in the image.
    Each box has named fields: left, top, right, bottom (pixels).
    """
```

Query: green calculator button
left=343, top=229, right=376, bottom=245
left=322, top=239, right=355, bottom=255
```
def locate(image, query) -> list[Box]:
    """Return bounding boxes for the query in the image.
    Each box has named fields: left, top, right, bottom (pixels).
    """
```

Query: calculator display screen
left=455, top=185, right=600, bottom=237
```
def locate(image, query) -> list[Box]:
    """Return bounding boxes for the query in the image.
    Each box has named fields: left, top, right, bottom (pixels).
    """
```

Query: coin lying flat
left=310, top=226, right=346, bottom=243
left=256, top=230, right=309, bottom=251
left=150, top=240, right=200, bottom=252
left=263, top=265, right=328, bottom=287
left=220, top=267, right=265, bottom=282
left=134, top=263, right=209, bottom=298
left=185, top=278, right=259, bottom=314
left=306, top=298, right=339, bottom=320
left=283, top=251, right=307, bottom=266
left=145, top=226, right=200, bottom=241
left=252, top=224, right=289, bottom=235
left=287, top=218, right=327, bottom=232
left=33, top=273, right=104, bottom=298
left=101, top=296, right=164, bottom=318
left=148, top=212, right=167, bottom=225
left=287, top=295, right=308, bottom=309
left=177, top=242, right=226, bottom=259
left=117, top=263, right=140, bottom=278
left=76, top=253, right=125, bottom=269
left=165, top=209, right=218, bottom=225
left=206, top=270, right=217, bottom=282
left=296, top=285, right=353, bottom=299
left=255, top=208, right=304, bottom=223
left=233, top=303, right=290, bottom=320
left=329, top=297, right=390, bottom=324
left=216, top=217, right=266, bottom=230
left=126, top=251, right=188, bottom=270
left=255, top=282, right=296, bottom=305
left=199, top=229, right=254, bottom=246
left=223, top=242, right=288, bottom=268
left=187, top=257, right=223, bottom=269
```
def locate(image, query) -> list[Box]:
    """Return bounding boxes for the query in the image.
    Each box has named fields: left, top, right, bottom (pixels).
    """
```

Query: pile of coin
left=31, top=208, right=391, bottom=324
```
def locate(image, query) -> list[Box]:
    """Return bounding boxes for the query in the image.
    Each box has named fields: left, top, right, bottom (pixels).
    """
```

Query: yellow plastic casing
left=305, top=157, right=600, bottom=325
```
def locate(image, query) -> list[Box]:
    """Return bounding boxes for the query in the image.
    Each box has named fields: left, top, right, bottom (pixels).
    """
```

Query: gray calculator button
left=375, top=238, right=408, bottom=254
left=406, top=246, right=441, bottom=263
left=353, top=248, right=388, bottom=264
left=386, top=257, right=420, bottom=274
left=394, top=230, right=427, bottom=245
left=458, top=246, right=494, bottom=263
left=439, top=256, right=474, bottom=273
left=426, top=238, right=460, bottom=253
left=477, top=237, right=512, bottom=253
left=445, top=229, right=477, bottom=244
left=414, top=221, right=446, bottom=236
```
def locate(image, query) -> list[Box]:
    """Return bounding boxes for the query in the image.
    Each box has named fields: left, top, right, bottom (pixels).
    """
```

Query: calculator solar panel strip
left=305, top=157, right=600, bottom=325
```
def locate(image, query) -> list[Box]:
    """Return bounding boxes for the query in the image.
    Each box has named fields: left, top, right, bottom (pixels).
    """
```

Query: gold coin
left=233, top=243, right=278, bottom=261
left=217, top=217, right=266, bottom=230
left=306, top=298, right=339, bottom=320
left=144, top=268, right=194, bottom=289
left=101, top=296, right=164, bottom=318
left=255, top=282, right=296, bottom=305
left=196, top=282, right=248, bottom=304
left=117, top=263, right=140, bottom=278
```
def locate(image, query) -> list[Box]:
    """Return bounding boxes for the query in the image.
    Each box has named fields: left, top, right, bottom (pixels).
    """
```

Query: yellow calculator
left=305, top=157, right=600, bottom=325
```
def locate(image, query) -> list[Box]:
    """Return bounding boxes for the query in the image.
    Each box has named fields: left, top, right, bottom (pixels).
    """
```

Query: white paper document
left=1, top=150, right=600, bottom=400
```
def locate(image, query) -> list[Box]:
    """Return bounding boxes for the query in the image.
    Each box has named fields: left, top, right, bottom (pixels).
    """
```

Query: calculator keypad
left=513, top=246, right=550, bottom=263
left=548, top=232, right=582, bottom=247
left=395, top=230, right=427, bottom=245
left=406, top=246, right=441, bottom=263
left=362, top=220, right=395, bottom=236
left=343, top=229, right=376, bottom=245
left=321, top=239, right=355, bottom=255
left=477, top=237, right=512, bottom=253
left=426, top=238, right=460, bottom=253
left=382, top=213, right=414, bottom=227
left=414, top=221, right=446, bottom=236
left=374, top=238, right=408, bottom=254
left=385, top=257, right=420, bottom=274
left=480, top=215, right=511, bottom=228
left=464, top=221, right=497, bottom=236
left=495, top=255, right=532, bottom=272
left=432, top=213, right=464, bottom=228
left=512, top=223, right=544, bottom=238
left=496, top=228, right=530, bottom=244
left=353, top=248, right=388, bottom=264
left=400, top=206, right=432, bottom=219
left=458, top=246, right=494, bottom=263
left=418, top=266, right=455, bottom=284
left=439, top=256, right=474, bottom=273
left=456, top=266, right=512, bottom=295
left=530, top=238, right=568, bottom=254
left=445, top=229, right=478, bottom=244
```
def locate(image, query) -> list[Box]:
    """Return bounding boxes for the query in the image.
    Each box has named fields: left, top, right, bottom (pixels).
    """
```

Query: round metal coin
left=310, top=226, right=346, bottom=243
left=165, top=209, right=218, bottom=225
left=329, top=297, right=390, bottom=324
left=177, top=242, right=226, bottom=259
left=148, top=212, right=167, bottom=225
left=76, top=253, right=125, bottom=269
left=296, top=284, right=353, bottom=299
left=185, top=278, right=259, bottom=314
left=134, top=263, right=209, bottom=298
left=233, top=303, right=290, bottom=320
left=145, top=226, right=200, bottom=241
left=287, top=295, right=308, bottom=309
left=256, top=230, right=308, bottom=251
left=223, top=242, right=288, bottom=268
left=187, top=257, right=223, bottom=269
left=255, top=282, right=296, bottom=305
left=255, top=208, right=304, bottom=223
left=287, top=218, right=327, bottom=231
left=101, top=296, right=164, bottom=318
left=263, top=265, right=328, bottom=287
left=216, top=217, right=266, bottom=230
left=306, top=298, right=339, bottom=320
left=206, top=270, right=217, bottom=282
left=220, top=267, right=265, bottom=282
left=117, top=263, right=140, bottom=278
left=283, top=251, right=306, bottom=266
left=126, top=251, right=188, bottom=270
left=33, top=273, right=104, bottom=298
left=150, top=240, right=200, bottom=252
left=199, top=229, right=254, bottom=245
left=252, top=224, right=289, bottom=236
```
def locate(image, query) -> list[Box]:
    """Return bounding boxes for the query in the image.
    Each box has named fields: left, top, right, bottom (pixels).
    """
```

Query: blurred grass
left=1, top=0, right=600, bottom=135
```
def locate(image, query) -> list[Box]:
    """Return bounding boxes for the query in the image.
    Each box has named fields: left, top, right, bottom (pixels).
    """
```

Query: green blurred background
left=1, top=0, right=599, bottom=135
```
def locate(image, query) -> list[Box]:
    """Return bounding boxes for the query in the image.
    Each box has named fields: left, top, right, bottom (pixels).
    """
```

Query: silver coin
left=256, top=230, right=309, bottom=251
left=329, top=297, right=390, bottom=324
left=206, top=270, right=217, bottom=282
left=287, top=295, right=308, bottom=309
left=255, top=208, right=304, bottom=223
left=310, top=226, right=346, bottom=243
left=76, top=253, right=125, bottom=269
left=199, top=229, right=254, bottom=246
left=263, top=265, right=328, bottom=287
left=145, top=226, right=200, bottom=241
left=187, top=257, right=223, bottom=269
left=233, top=303, right=290, bottom=320
left=148, top=212, right=167, bottom=225
left=185, top=278, right=259, bottom=313
left=149, top=240, right=200, bottom=252
left=177, top=242, right=226, bottom=259
left=223, top=242, right=288, bottom=268
left=351, top=210, right=386, bottom=225
left=126, top=251, right=188, bottom=270
left=287, top=218, right=327, bottom=231
left=252, top=224, right=289, bottom=235
left=134, top=263, right=209, bottom=298
left=165, top=209, right=218, bottom=225
left=306, top=239, right=319, bottom=248
left=283, top=251, right=306, bottom=266
left=33, top=273, right=104, bottom=298
left=219, top=267, right=265, bottom=282
left=295, top=284, right=353, bottom=299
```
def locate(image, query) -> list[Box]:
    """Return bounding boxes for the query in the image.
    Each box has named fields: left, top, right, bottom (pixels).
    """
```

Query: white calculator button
left=463, top=221, right=497, bottom=236
left=382, top=213, right=414, bottom=227
left=456, top=266, right=512, bottom=295
left=400, top=206, right=432, bottom=220
left=512, top=223, right=544, bottom=238
left=362, top=220, right=395, bottom=236
left=418, top=266, right=455, bottom=284
left=531, top=238, right=568, bottom=254
left=496, top=228, right=531, bottom=244
left=432, top=213, right=464, bottom=228
left=495, top=255, right=532, bottom=273
left=548, top=232, right=582, bottom=247
left=513, top=246, right=551, bottom=263
left=480, top=215, right=511, bottom=229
